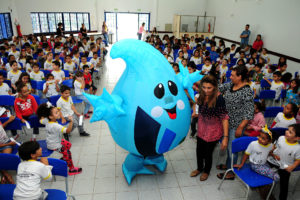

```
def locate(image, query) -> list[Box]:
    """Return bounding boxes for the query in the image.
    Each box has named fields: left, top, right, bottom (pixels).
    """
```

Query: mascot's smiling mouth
left=164, top=105, right=177, bottom=119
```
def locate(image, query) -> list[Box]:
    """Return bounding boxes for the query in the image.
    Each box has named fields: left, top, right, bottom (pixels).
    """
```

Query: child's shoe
left=84, top=114, right=90, bottom=119
left=68, top=167, right=82, bottom=175
left=88, top=111, right=93, bottom=114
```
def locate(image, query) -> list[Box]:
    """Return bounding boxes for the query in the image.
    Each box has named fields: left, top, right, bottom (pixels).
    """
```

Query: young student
left=90, top=52, right=102, bottom=72
left=51, top=60, right=65, bottom=82
left=30, top=63, right=45, bottom=81
left=261, top=48, right=270, bottom=64
left=72, top=50, right=80, bottom=67
left=252, top=63, right=264, bottom=96
left=18, top=49, right=27, bottom=67
left=53, top=53, right=63, bottom=68
left=0, top=72, right=12, bottom=95
left=44, top=52, right=53, bottom=70
left=245, top=57, right=255, bottom=71
left=244, top=101, right=266, bottom=136
left=219, top=59, right=229, bottom=83
left=13, top=141, right=53, bottom=200
left=201, top=58, right=212, bottom=75
left=229, top=44, right=236, bottom=56
left=175, top=51, right=184, bottom=64
left=7, top=60, right=22, bottom=93
left=37, top=103, right=82, bottom=175
left=8, top=43, right=20, bottom=60
left=234, top=126, right=279, bottom=199
left=43, top=74, right=60, bottom=99
left=181, top=58, right=188, bottom=68
left=262, top=64, right=277, bottom=80
left=5, top=55, right=22, bottom=71
left=15, top=72, right=32, bottom=93
left=271, top=103, right=298, bottom=128
left=74, top=71, right=92, bottom=119
left=14, top=83, right=39, bottom=140
left=57, top=85, right=90, bottom=137
left=264, top=71, right=285, bottom=100
left=190, top=50, right=202, bottom=65
left=79, top=55, right=94, bottom=72
left=25, top=56, right=33, bottom=73
left=64, top=54, right=76, bottom=77
left=83, top=65, right=97, bottom=94
left=285, top=79, right=299, bottom=105
left=172, top=63, right=180, bottom=74
left=267, top=124, right=300, bottom=200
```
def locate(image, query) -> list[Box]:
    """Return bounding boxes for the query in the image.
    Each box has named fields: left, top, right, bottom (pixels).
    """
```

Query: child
left=57, top=85, right=90, bottom=137
left=252, top=63, right=264, bottom=97
left=53, top=53, right=63, bottom=67
left=172, top=63, right=179, bottom=74
left=30, top=63, right=45, bottom=81
left=244, top=102, right=266, bottom=136
left=271, top=103, right=298, bottom=128
left=16, top=72, right=32, bottom=93
left=245, top=57, right=255, bottom=71
left=261, top=48, right=270, bottom=64
left=83, top=65, right=97, bottom=94
left=79, top=55, right=94, bottom=73
left=267, top=124, right=300, bottom=200
left=190, top=50, right=202, bottom=65
left=181, top=58, right=188, bottom=68
left=175, top=51, right=184, bottom=64
left=74, top=71, right=92, bottom=119
left=7, top=60, right=22, bottom=93
left=72, top=50, right=80, bottom=67
left=0, top=72, right=12, bottom=95
left=44, top=52, right=53, bottom=70
left=201, top=58, right=212, bottom=75
left=219, top=59, right=228, bottom=83
left=8, top=44, right=20, bottom=60
left=43, top=74, right=60, bottom=99
left=13, top=141, right=53, bottom=200
left=37, top=103, right=82, bottom=175
left=90, top=52, right=102, bottom=72
left=18, top=49, right=27, bottom=67
left=64, top=54, right=76, bottom=77
left=234, top=126, right=279, bottom=199
left=25, top=56, right=33, bottom=73
left=5, top=55, right=22, bottom=71
left=262, top=65, right=277, bottom=80
left=285, top=79, right=299, bottom=105
left=264, top=71, right=285, bottom=100
left=14, top=83, right=39, bottom=140
left=51, top=60, right=65, bottom=82
left=37, top=49, right=46, bottom=67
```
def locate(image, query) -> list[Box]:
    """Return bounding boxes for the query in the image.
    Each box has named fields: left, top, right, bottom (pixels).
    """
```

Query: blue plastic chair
left=259, top=90, right=276, bottom=106
left=196, top=64, right=203, bottom=70
left=261, top=79, right=271, bottom=89
left=38, top=140, right=54, bottom=157
left=0, top=153, right=21, bottom=200
left=0, top=95, right=15, bottom=106
left=45, top=158, right=76, bottom=200
left=62, top=79, right=73, bottom=88
left=0, top=69, right=7, bottom=78
left=63, top=70, right=69, bottom=78
left=0, top=117, right=23, bottom=131
left=4, top=79, right=11, bottom=87
left=32, top=94, right=47, bottom=105
left=49, top=95, right=61, bottom=106
left=270, top=127, right=287, bottom=142
left=218, top=137, right=275, bottom=200
left=41, top=70, right=51, bottom=77
left=87, top=57, right=92, bottom=62
left=264, top=107, right=283, bottom=118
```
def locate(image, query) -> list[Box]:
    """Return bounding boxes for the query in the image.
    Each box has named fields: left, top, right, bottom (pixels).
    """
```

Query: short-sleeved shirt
left=190, top=56, right=202, bottom=65
left=44, top=60, right=53, bottom=70
left=40, top=118, right=66, bottom=150
left=13, top=160, right=52, bottom=200
left=90, top=58, right=101, bottom=70
left=56, top=96, right=74, bottom=117
left=219, top=65, right=228, bottom=77
left=268, top=136, right=300, bottom=169
left=30, top=71, right=44, bottom=81
left=64, top=62, right=75, bottom=73
left=51, top=70, right=65, bottom=81
left=0, top=122, right=10, bottom=144
left=270, top=81, right=284, bottom=100
left=273, top=112, right=296, bottom=128
left=74, top=80, right=84, bottom=95
left=262, top=68, right=273, bottom=79
left=43, top=81, right=58, bottom=98
left=72, top=56, right=80, bottom=66
left=240, top=30, right=251, bottom=45
left=5, top=63, right=22, bottom=71
left=202, top=64, right=212, bottom=74
left=0, top=83, right=10, bottom=95
left=9, top=50, right=20, bottom=60
left=245, top=140, right=273, bottom=165
left=286, top=89, right=299, bottom=105
left=79, top=62, right=92, bottom=70
left=7, top=70, right=22, bottom=85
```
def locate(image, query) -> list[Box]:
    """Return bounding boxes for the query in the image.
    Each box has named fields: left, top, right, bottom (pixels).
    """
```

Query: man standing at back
left=240, top=24, right=251, bottom=49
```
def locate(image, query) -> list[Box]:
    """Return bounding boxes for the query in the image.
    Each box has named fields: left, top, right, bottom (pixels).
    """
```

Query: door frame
left=104, top=11, right=150, bottom=41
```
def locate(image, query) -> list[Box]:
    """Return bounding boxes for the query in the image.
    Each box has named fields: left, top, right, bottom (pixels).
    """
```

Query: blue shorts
left=0, top=141, right=13, bottom=152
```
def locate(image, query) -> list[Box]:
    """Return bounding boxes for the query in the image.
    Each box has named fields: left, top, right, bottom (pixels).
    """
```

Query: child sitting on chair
left=244, top=101, right=266, bottom=137
left=13, top=141, right=53, bottom=200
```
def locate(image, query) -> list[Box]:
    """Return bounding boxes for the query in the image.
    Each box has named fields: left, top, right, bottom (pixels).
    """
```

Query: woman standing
left=80, top=23, right=87, bottom=38
left=217, top=65, right=254, bottom=180
left=138, top=22, right=145, bottom=40
left=56, top=22, right=64, bottom=36
left=190, top=75, right=229, bottom=181
left=102, top=21, right=109, bottom=46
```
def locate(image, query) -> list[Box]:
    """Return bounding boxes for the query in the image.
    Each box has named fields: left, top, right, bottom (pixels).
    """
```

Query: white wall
left=0, top=0, right=19, bottom=36
left=206, top=0, right=300, bottom=74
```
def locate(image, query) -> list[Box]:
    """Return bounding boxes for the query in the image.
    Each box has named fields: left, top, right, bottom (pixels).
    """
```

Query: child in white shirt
left=30, top=63, right=45, bottom=81
left=8, top=44, right=20, bottom=60
left=175, top=51, right=184, bottom=64
left=64, top=55, right=76, bottom=77
left=264, top=71, right=285, bottom=100
left=219, top=59, right=229, bottom=82
left=0, top=72, right=11, bottom=95
left=44, top=52, right=53, bottom=70
left=201, top=58, right=212, bottom=75
left=271, top=103, right=297, bottom=129
left=72, top=50, right=80, bottom=68
left=7, top=60, right=22, bottom=93
left=13, top=141, right=53, bottom=200
left=51, top=60, right=65, bottom=82
left=90, top=52, right=102, bottom=71
left=190, top=50, right=202, bottom=65
left=43, top=74, right=60, bottom=98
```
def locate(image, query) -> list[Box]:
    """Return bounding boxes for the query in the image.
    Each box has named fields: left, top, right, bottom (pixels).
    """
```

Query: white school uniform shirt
left=273, top=112, right=296, bottom=128
left=261, top=53, right=270, bottom=63
left=44, top=60, right=53, bottom=70
left=74, top=80, right=84, bottom=96
left=268, top=136, right=300, bottom=169
left=54, top=47, right=62, bottom=54
left=19, top=58, right=26, bottom=67
left=79, top=47, right=85, bottom=53
left=189, top=41, right=196, bottom=49
left=25, top=63, right=32, bottom=73
left=88, top=51, right=94, bottom=58
left=82, top=43, right=89, bottom=52
left=190, top=56, right=202, bottom=65
left=270, top=81, right=284, bottom=100
left=90, top=58, right=101, bottom=70
left=43, top=81, right=58, bottom=98
left=0, top=123, right=10, bottom=144
left=248, top=81, right=256, bottom=92
left=51, top=70, right=65, bottom=81
left=56, top=96, right=74, bottom=117
left=245, top=140, right=273, bottom=165
left=30, top=71, right=44, bottom=81
left=183, top=52, right=189, bottom=59
left=40, top=118, right=67, bottom=150
left=175, top=57, right=183, bottom=64
left=5, top=62, right=22, bottom=71
left=7, top=70, right=21, bottom=85
left=262, top=68, right=273, bottom=80
left=72, top=56, right=80, bottom=66
left=167, top=56, right=174, bottom=63
left=13, top=160, right=52, bottom=200
left=219, top=65, right=228, bottom=78
left=0, top=83, right=10, bottom=95
left=64, top=62, right=76, bottom=73
left=9, top=50, right=20, bottom=60
left=246, top=63, right=254, bottom=71
left=79, top=62, right=92, bottom=70
left=202, top=64, right=212, bottom=74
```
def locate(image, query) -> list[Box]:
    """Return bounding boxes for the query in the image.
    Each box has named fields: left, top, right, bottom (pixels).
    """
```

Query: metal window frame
left=0, top=12, right=13, bottom=39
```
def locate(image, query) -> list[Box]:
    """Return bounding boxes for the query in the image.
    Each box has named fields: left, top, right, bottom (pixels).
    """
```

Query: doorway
left=105, top=12, right=150, bottom=42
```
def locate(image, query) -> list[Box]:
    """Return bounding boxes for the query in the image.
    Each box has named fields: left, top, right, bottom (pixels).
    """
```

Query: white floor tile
left=160, top=188, right=184, bottom=200
left=94, top=177, right=116, bottom=194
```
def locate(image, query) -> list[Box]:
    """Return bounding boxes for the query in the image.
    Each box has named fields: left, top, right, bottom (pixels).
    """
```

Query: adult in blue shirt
left=240, top=24, right=250, bottom=49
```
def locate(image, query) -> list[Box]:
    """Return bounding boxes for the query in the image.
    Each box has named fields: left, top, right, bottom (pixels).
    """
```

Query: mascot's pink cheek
left=151, top=106, right=163, bottom=118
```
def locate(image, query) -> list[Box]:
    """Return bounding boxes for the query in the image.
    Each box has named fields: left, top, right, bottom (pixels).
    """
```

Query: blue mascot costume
left=83, top=39, right=203, bottom=184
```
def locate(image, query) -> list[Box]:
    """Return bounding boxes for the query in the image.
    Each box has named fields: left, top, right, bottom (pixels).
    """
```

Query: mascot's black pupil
left=154, top=83, right=165, bottom=99
left=168, top=81, right=178, bottom=96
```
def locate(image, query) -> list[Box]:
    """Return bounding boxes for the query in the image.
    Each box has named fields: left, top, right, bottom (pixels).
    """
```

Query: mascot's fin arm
left=178, top=62, right=204, bottom=101
left=83, top=88, right=125, bottom=123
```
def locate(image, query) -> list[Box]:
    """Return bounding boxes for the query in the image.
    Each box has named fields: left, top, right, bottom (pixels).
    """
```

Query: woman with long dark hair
left=190, top=75, right=229, bottom=181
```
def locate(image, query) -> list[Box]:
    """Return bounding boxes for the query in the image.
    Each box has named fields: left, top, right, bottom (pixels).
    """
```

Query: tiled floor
left=13, top=47, right=300, bottom=200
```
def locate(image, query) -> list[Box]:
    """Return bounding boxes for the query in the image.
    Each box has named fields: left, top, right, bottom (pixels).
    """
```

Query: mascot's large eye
left=154, top=83, right=165, bottom=99
left=168, top=81, right=178, bottom=96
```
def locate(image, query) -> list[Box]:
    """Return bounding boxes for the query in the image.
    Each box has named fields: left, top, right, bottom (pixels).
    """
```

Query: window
left=0, top=13, right=13, bottom=39
left=30, top=12, right=90, bottom=34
